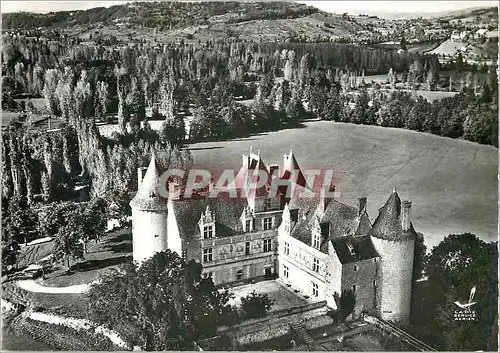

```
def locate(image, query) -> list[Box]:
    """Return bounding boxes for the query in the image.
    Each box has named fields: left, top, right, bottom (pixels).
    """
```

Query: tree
left=285, top=90, right=305, bottom=124
left=1, top=199, right=24, bottom=270
left=82, top=197, right=107, bottom=248
left=85, top=250, right=233, bottom=350
left=427, top=233, right=498, bottom=351
left=405, top=96, right=429, bottom=132
left=413, top=232, right=427, bottom=281
left=463, top=105, right=498, bottom=146
left=240, top=290, right=275, bottom=319
left=43, top=69, right=61, bottom=116
left=161, top=114, right=185, bottom=144
left=127, top=77, right=146, bottom=123
left=94, top=81, right=109, bottom=120
left=53, top=221, right=85, bottom=269
left=351, top=88, right=370, bottom=124
left=105, top=188, right=132, bottom=227
left=3, top=196, right=37, bottom=247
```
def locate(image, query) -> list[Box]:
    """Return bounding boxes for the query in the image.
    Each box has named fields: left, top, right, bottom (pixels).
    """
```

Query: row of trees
left=308, top=77, right=497, bottom=146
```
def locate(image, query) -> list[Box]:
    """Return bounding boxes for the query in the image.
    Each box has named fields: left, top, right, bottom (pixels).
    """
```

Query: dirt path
left=16, top=280, right=95, bottom=294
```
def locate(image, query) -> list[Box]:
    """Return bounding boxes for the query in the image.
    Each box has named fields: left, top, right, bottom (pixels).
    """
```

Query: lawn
left=188, top=121, right=498, bottom=250
left=42, top=228, right=133, bottom=288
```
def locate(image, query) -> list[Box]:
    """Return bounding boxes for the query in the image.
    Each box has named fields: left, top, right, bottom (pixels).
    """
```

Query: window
left=353, top=265, right=358, bottom=272
left=312, top=233, right=321, bottom=249
left=352, top=284, right=356, bottom=293
left=236, top=269, right=244, bottom=280
left=313, top=258, right=320, bottom=272
left=311, top=282, right=319, bottom=297
left=266, top=198, right=272, bottom=209
left=263, top=217, right=273, bottom=230
left=203, top=225, right=213, bottom=239
left=373, top=258, right=378, bottom=263
left=245, top=219, right=252, bottom=232
left=154, top=234, right=159, bottom=238
left=284, top=242, right=290, bottom=255
left=373, top=280, right=377, bottom=287
left=245, top=241, right=251, bottom=255
left=203, top=272, right=213, bottom=279
left=203, top=248, right=213, bottom=262
left=263, top=238, right=272, bottom=252
left=283, top=265, right=289, bottom=278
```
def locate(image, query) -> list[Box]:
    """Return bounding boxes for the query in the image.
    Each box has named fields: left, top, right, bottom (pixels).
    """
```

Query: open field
left=189, top=121, right=497, bottom=249
left=377, top=89, right=458, bottom=102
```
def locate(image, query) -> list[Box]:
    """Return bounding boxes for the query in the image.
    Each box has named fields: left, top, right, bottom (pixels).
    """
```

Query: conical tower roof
left=371, top=189, right=414, bottom=241
left=130, top=154, right=168, bottom=211
left=282, top=149, right=308, bottom=189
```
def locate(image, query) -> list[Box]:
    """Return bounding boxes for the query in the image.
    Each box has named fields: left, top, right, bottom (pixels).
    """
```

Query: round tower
left=130, top=154, right=169, bottom=264
left=370, top=189, right=415, bottom=323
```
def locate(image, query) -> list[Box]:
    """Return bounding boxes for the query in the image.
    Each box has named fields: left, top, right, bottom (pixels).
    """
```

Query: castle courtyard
left=227, top=279, right=313, bottom=312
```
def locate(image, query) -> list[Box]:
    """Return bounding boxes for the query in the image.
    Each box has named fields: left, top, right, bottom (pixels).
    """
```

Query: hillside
left=438, top=6, right=498, bottom=21
left=2, top=1, right=367, bottom=43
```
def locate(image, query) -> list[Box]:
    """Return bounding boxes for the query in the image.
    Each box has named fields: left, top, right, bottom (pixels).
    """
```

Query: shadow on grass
left=107, top=232, right=132, bottom=243
left=185, top=121, right=307, bottom=147
left=69, top=255, right=132, bottom=273
left=189, top=146, right=225, bottom=151
left=109, top=242, right=132, bottom=254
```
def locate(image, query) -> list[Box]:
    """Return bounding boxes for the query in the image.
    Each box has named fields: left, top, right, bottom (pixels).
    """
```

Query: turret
left=370, top=188, right=416, bottom=323
left=130, top=154, right=169, bottom=264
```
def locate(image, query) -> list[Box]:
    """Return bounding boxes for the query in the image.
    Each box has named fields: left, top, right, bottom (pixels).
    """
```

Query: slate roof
left=288, top=194, right=380, bottom=262
left=130, top=154, right=168, bottom=211
left=331, top=235, right=379, bottom=264
left=170, top=195, right=248, bottom=241
left=371, top=190, right=416, bottom=241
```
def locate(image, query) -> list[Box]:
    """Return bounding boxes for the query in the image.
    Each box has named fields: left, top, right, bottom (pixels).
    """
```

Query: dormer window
left=245, top=219, right=252, bottom=232
left=347, top=243, right=355, bottom=255
left=199, top=205, right=215, bottom=239
left=312, top=232, right=321, bottom=249
left=203, top=225, right=214, bottom=239
left=241, top=206, right=254, bottom=233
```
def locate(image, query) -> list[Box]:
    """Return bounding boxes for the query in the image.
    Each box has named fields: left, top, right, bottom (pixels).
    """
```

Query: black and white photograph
left=1, top=0, right=498, bottom=351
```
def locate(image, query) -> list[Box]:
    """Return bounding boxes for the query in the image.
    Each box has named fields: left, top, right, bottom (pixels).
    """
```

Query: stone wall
left=131, top=209, right=169, bottom=263
left=217, top=302, right=328, bottom=346
left=370, top=236, right=414, bottom=323
left=278, top=229, right=329, bottom=300
left=186, top=229, right=278, bottom=285
left=341, top=257, right=380, bottom=318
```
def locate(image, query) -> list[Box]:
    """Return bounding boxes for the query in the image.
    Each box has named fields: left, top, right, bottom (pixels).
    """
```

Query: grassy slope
left=189, top=121, right=497, bottom=249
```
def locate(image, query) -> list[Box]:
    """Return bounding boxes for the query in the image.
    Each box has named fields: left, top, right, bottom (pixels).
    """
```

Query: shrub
left=240, top=290, right=275, bottom=319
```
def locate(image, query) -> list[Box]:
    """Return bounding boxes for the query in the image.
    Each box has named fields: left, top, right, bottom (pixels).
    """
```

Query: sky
left=1, top=0, right=497, bottom=15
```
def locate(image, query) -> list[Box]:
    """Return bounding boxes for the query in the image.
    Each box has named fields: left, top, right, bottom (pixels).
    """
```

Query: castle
left=130, top=148, right=416, bottom=322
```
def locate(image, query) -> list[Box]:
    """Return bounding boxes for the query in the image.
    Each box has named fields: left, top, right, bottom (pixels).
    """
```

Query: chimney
left=358, top=197, right=367, bottom=216
left=242, top=153, right=250, bottom=170
left=137, top=166, right=148, bottom=190
left=401, top=200, right=412, bottom=231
